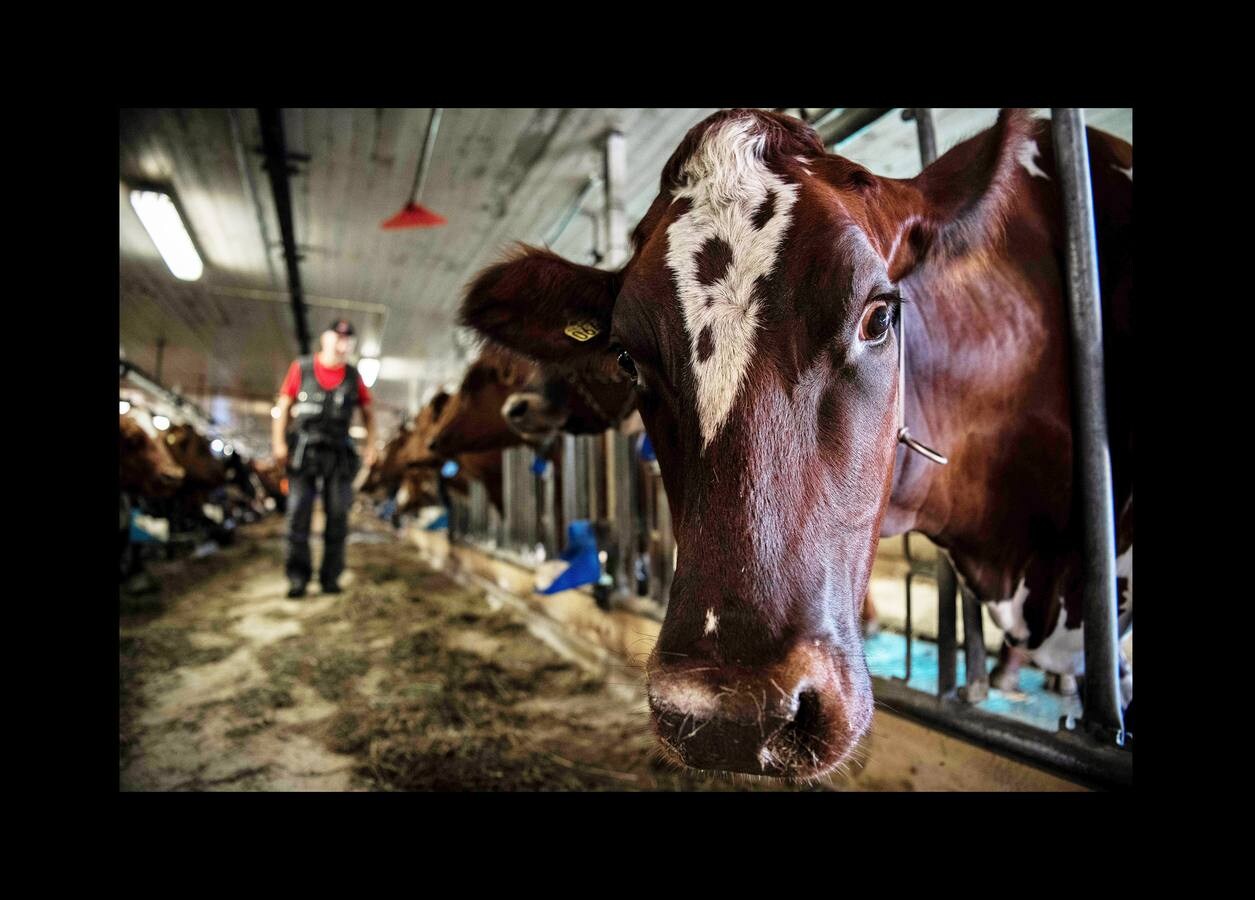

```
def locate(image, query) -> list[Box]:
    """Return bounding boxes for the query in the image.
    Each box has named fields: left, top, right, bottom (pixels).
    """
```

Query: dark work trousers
left=285, top=458, right=356, bottom=588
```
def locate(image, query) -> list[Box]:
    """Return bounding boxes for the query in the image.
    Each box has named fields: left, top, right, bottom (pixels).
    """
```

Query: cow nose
left=506, top=399, right=529, bottom=420
left=646, top=641, right=870, bottom=779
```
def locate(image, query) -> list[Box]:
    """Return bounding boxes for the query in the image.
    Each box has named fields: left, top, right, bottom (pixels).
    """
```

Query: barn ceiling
left=119, top=107, right=1131, bottom=451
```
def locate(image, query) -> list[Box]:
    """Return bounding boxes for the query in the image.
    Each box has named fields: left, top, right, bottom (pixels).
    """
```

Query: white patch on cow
left=1031, top=602, right=1086, bottom=676
left=704, top=608, right=718, bottom=635
left=1017, top=138, right=1050, bottom=180
left=1113, top=163, right=1133, bottom=181
left=666, top=117, right=801, bottom=449
left=396, top=485, right=410, bottom=508
left=987, top=577, right=1031, bottom=642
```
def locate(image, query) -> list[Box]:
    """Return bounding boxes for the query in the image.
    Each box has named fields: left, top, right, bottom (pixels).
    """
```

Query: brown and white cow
left=120, top=414, right=185, bottom=498
left=461, top=108, right=1132, bottom=778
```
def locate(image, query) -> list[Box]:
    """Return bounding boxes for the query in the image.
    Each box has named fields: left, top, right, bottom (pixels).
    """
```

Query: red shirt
left=280, top=356, right=373, bottom=407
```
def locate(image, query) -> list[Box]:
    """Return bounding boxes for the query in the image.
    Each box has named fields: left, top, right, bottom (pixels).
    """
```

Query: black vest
left=288, top=356, right=359, bottom=443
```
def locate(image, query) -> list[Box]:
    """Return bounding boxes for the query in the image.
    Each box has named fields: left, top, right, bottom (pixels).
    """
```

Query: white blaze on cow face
left=665, top=117, right=801, bottom=450
left=704, top=608, right=718, bottom=635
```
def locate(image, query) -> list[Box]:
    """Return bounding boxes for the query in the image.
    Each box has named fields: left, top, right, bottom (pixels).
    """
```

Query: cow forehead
left=663, top=116, right=803, bottom=450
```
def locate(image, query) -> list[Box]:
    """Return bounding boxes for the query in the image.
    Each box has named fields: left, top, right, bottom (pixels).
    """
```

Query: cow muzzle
left=646, top=640, right=872, bottom=780
left=502, top=391, right=566, bottom=439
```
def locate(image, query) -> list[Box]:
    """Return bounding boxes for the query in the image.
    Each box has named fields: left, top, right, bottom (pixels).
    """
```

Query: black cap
left=327, top=319, right=356, bottom=337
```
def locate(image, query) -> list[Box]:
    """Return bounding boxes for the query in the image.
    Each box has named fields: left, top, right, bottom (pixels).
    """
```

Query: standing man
left=272, top=319, right=378, bottom=598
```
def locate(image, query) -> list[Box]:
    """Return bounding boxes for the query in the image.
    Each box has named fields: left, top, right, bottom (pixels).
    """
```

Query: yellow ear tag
left=564, top=320, right=601, bottom=342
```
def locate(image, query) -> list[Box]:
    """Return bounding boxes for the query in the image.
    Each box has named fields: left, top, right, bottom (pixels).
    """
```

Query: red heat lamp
left=381, top=108, right=447, bottom=231
left=381, top=202, right=446, bottom=229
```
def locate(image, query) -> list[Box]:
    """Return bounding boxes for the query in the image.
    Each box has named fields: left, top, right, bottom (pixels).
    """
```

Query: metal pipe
left=960, top=588, right=989, bottom=703
left=256, top=108, right=311, bottom=354
left=1051, top=108, right=1124, bottom=742
left=906, top=108, right=938, bottom=169
left=407, top=108, right=443, bottom=207
left=820, top=108, right=894, bottom=150
left=545, top=175, right=601, bottom=247
left=872, top=677, right=1131, bottom=790
left=936, top=552, right=958, bottom=699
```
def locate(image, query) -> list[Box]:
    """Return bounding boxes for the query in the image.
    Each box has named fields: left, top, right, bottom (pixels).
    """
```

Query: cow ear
left=460, top=245, right=618, bottom=363
left=887, top=108, right=1038, bottom=283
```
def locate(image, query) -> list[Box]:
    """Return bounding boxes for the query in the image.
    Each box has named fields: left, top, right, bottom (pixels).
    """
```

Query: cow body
left=460, top=108, right=1132, bottom=778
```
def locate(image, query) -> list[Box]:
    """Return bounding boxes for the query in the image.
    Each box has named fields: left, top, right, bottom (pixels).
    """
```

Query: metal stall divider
left=1051, top=107, right=1125, bottom=746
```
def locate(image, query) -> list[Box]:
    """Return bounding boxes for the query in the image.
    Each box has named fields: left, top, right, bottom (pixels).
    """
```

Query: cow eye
left=860, top=298, right=896, bottom=344
left=617, top=350, right=638, bottom=382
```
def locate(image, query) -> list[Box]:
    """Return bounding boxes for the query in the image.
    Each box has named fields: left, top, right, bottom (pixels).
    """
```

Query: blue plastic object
left=639, top=432, right=656, bottom=462
left=423, top=511, right=449, bottom=531
left=128, top=509, right=162, bottom=544
left=540, top=519, right=602, bottom=594
left=440, top=460, right=460, bottom=478
left=530, top=455, right=551, bottom=476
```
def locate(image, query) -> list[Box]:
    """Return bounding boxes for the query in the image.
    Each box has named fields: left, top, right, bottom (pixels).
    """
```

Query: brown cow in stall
left=362, top=422, right=414, bottom=498
left=460, top=109, right=1132, bottom=778
left=120, top=414, right=185, bottom=498
left=164, top=423, right=227, bottom=493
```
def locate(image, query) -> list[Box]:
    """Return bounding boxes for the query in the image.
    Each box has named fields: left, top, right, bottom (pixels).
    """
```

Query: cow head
left=120, top=414, right=185, bottom=497
left=165, top=423, right=226, bottom=488
left=396, top=390, right=454, bottom=470
left=461, top=108, right=1032, bottom=779
left=501, top=360, right=637, bottom=442
left=426, top=346, right=537, bottom=456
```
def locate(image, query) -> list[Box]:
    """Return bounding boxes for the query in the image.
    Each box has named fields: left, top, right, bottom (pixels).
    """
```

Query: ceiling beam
left=256, top=108, right=311, bottom=355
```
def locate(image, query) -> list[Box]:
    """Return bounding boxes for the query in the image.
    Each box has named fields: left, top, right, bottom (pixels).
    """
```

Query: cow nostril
left=427, top=440, right=439, bottom=452
left=792, top=689, right=822, bottom=735
left=506, top=400, right=529, bottom=419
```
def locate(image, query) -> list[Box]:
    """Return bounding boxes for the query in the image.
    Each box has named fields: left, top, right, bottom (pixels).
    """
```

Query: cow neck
left=896, top=304, right=947, bottom=466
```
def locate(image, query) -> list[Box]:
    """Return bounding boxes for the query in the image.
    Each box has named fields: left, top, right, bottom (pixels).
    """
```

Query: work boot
left=287, top=582, right=307, bottom=599
left=320, top=581, right=342, bottom=595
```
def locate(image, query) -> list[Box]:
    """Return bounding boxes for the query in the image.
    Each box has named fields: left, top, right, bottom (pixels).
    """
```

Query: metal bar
left=502, top=447, right=517, bottom=549
left=545, top=174, right=601, bottom=247
left=612, top=431, right=633, bottom=594
left=408, top=108, right=443, bottom=206
left=540, top=458, right=557, bottom=558
left=872, top=677, right=1131, bottom=790
left=906, top=107, right=938, bottom=168
left=603, top=129, right=629, bottom=267
left=561, top=434, right=578, bottom=550
left=819, top=108, right=894, bottom=151
left=960, top=588, right=989, bottom=703
left=936, top=552, right=958, bottom=699
left=1051, top=108, right=1124, bottom=743
left=903, top=533, right=915, bottom=685
left=256, top=108, right=311, bottom=354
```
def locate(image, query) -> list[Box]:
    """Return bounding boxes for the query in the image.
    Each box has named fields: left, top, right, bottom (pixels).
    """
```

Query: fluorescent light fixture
left=120, top=400, right=131, bottom=415
left=211, top=439, right=224, bottom=453
left=223, top=445, right=234, bottom=456
left=349, top=425, right=368, bottom=439
left=152, top=415, right=171, bottom=431
left=358, top=357, right=380, bottom=388
left=129, top=189, right=204, bottom=281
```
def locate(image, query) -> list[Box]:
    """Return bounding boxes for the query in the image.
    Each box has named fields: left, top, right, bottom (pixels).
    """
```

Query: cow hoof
left=989, top=665, right=1019, bottom=692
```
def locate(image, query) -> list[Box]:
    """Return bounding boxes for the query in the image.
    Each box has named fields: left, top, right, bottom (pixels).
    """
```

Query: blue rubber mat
left=863, top=631, right=1083, bottom=733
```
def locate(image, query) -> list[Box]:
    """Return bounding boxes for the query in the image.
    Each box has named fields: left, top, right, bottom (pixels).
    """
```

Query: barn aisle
left=119, top=510, right=843, bottom=791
